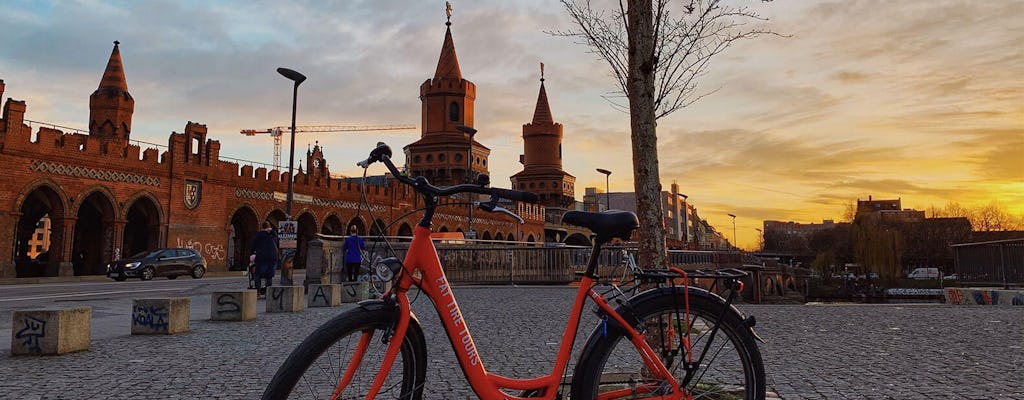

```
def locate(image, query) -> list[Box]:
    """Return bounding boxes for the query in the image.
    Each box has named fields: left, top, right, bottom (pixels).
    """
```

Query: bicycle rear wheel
left=262, top=307, right=427, bottom=399
left=572, top=291, right=765, bottom=399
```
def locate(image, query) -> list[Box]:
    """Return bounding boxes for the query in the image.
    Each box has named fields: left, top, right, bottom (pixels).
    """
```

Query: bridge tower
left=89, top=41, right=134, bottom=143
left=404, top=11, right=489, bottom=187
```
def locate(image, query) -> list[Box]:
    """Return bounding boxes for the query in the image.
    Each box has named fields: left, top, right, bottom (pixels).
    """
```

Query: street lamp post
left=755, top=228, right=763, bottom=251
left=277, top=67, right=306, bottom=219
left=727, top=213, right=737, bottom=250
left=596, top=168, right=611, bottom=211
left=277, top=67, right=306, bottom=286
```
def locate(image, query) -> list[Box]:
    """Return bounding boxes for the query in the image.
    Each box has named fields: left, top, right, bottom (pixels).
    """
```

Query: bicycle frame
left=345, top=224, right=686, bottom=400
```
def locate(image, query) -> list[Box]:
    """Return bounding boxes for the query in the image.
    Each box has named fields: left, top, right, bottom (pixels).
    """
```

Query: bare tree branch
left=554, top=0, right=782, bottom=119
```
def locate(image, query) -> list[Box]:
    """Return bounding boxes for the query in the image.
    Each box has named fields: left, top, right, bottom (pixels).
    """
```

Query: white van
left=907, top=267, right=940, bottom=279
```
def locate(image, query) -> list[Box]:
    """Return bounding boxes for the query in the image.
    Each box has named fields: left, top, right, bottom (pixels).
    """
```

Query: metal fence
left=308, top=238, right=743, bottom=285
left=952, top=238, right=1024, bottom=288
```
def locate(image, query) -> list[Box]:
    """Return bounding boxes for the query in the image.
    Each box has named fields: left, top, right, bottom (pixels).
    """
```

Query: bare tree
left=556, top=0, right=775, bottom=268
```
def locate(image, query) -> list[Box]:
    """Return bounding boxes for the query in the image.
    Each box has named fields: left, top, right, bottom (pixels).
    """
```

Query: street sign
left=278, top=221, right=297, bottom=249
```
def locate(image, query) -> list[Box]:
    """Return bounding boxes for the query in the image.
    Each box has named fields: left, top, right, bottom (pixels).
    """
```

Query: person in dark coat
left=250, top=222, right=279, bottom=297
left=342, top=225, right=365, bottom=282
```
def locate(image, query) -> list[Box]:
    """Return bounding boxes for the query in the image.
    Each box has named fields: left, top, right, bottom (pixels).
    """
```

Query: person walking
left=250, top=222, right=279, bottom=297
left=342, top=225, right=365, bottom=282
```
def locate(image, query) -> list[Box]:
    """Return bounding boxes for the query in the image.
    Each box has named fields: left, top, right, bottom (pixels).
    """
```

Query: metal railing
left=953, top=238, right=1023, bottom=288
left=310, top=238, right=755, bottom=285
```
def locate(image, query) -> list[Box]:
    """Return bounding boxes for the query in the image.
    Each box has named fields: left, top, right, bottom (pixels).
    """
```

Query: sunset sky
left=1, top=1, right=1021, bottom=249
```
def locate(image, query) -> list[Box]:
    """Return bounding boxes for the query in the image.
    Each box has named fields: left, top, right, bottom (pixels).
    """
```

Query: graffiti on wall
left=945, top=288, right=1024, bottom=305
left=175, top=237, right=225, bottom=261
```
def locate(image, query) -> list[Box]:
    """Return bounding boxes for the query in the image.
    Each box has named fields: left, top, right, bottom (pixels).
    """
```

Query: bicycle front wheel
left=262, top=307, right=427, bottom=400
left=572, top=291, right=765, bottom=400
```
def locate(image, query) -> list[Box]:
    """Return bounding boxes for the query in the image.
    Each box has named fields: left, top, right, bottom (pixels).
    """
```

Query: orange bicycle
left=262, top=143, right=765, bottom=399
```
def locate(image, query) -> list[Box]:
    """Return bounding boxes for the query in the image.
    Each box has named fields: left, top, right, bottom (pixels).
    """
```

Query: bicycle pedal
left=743, top=315, right=757, bottom=328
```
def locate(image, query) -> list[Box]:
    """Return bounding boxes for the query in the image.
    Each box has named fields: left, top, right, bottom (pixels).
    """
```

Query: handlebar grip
left=492, top=188, right=538, bottom=204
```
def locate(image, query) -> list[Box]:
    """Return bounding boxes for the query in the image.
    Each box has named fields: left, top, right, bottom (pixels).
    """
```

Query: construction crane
left=240, top=124, right=417, bottom=170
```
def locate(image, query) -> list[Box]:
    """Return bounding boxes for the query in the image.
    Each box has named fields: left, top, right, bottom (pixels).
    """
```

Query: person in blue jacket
left=250, top=222, right=279, bottom=297
left=342, top=225, right=365, bottom=282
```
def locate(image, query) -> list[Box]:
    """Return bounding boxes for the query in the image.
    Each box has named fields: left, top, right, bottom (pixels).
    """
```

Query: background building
left=0, top=19, right=545, bottom=278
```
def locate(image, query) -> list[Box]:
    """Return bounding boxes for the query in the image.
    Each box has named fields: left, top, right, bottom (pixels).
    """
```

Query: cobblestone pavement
left=1, top=286, right=1021, bottom=399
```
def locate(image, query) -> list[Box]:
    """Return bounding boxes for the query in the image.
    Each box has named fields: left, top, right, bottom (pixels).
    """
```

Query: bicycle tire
left=571, top=288, right=765, bottom=400
left=261, top=307, right=427, bottom=400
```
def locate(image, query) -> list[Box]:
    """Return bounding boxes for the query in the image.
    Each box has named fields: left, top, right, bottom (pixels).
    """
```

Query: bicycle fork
left=331, top=295, right=413, bottom=400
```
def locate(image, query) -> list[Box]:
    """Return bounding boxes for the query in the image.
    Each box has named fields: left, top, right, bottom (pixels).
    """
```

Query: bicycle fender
left=355, top=298, right=428, bottom=342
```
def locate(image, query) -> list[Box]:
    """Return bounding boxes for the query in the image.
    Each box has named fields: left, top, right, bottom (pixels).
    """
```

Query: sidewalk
left=2, top=286, right=1022, bottom=399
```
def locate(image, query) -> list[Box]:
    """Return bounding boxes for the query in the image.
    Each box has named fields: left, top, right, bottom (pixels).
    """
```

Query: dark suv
left=106, top=248, right=207, bottom=281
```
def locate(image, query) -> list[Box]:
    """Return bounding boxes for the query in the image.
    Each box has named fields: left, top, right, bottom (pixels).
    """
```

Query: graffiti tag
left=132, top=305, right=169, bottom=331
left=175, top=237, right=226, bottom=261
left=15, top=316, right=47, bottom=353
left=215, top=294, right=241, bottom=314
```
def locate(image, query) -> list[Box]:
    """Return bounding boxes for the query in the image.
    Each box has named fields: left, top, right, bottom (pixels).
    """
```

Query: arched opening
left=481, top=231, right=492, bottom=241
left=228, top=206, right=259, bottom=270
left=14, top=184, right=67, bottom=277
left=266, top=209, right=287, bottom=228
left=439, top=226, right=449, bottom=233
left=321, top=214, right=344, bottom=235
left=72, top=190, right=116, bottom=275
left=564, top=233, right=592, bottom=247
left=494, top=232, right=504, bottom=242
left=122, top=195, right=161, bottom=260
left=527, top=234, right=536, bottom=245
left=370, top=218, right=387, bottom=238
left=396, top=223, right=413, bottom=242
left=295, top=212, right=317, bottom=270
left=347, top=217, right=366, bottom=236
left=449, top=101, right=460, bottom=122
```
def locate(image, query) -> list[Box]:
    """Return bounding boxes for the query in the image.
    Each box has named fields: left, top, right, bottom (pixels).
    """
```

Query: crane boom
left=238, top=124, right=417, bottom=170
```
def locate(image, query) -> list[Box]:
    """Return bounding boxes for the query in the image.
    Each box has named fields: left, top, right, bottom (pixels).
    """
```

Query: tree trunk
left=627, top=0, right=668, bottom=269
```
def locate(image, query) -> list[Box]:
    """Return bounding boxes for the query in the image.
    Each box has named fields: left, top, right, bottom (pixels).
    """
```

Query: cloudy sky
left=2, top=0, right=1021, bottom=249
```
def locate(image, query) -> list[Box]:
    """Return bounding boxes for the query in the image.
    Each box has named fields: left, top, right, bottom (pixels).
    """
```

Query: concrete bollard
left=267, top=286, right=305, bottom=313
left=211, top=291, right=257, bottom=321
left=11, top=307, right=91, bottom=356
left=308, top=284, right=341, bottom=308
left=340, top=281, right=370, bottom=303
left=132, top=298, right=190, bottom=335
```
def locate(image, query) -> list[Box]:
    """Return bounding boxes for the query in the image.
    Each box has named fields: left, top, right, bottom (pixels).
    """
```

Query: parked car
left=907, top=267, right=940, bottom=279
left=106, top=248, right=206, bottom=281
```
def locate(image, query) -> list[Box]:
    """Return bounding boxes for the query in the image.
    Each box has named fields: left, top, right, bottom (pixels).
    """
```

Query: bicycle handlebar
left=357, top=142, right=539, bottom=205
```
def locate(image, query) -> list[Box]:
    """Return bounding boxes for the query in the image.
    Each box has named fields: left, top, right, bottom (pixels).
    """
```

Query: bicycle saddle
left=561, top=210, right=639, bottom=241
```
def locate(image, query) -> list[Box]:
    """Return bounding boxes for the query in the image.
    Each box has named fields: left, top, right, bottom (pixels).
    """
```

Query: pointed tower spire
left=532, top=63, right=553, bottom=124
left=89, top=40, right=134, bottom=141
left=99, top=40, right=128, bottom=91
left=512, top=62, right=575, bottom=209
left=434, top=2, right=462, bottom=80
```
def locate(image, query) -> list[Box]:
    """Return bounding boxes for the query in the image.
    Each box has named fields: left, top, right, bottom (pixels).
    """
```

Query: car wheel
left=167, top=275, right=178, bottom=280
left=191, top=265, right=206, bottom=279
left=113, top=276, right=127, bottom=282
left=140, top=267, right=155, bottom=281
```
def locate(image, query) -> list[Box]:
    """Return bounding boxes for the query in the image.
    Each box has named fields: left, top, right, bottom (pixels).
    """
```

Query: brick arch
left=13, top=179, right=72, bottom=277
left=227, top=204, right=260, bottom=270
left=119, top=190, right=164, bottom=223
left=321, top=213, right=345, bottom=235
left=70, top=185, right=118, bottom=217
left=12, top=178, right=70, bottom=214
left=265, top=208, right=288, bottom=226
left=121, top=190, right=164, bottom=258
left=71, top=185, right=118, bottom=276
left=295, top=211, right=318, bottom=270
left=346, top=216, right=368, bottom=236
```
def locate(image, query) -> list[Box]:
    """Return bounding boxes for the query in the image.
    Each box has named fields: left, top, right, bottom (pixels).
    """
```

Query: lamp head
left=277, top=67, right=307, bottom=85
left=596, top=168, right=611, bottom=176
left=727, top=213, right=736, bottom=218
